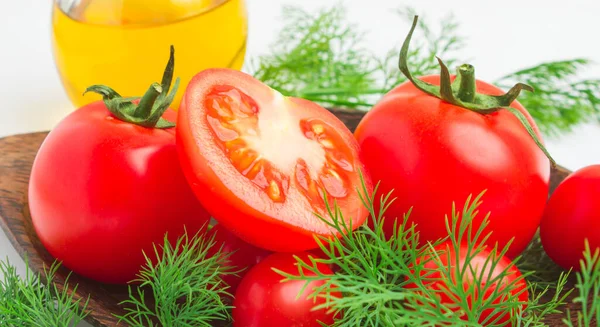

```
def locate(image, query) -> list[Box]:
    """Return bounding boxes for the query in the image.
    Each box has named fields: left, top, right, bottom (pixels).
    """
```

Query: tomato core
left=204, top=85, right=352, bottom=209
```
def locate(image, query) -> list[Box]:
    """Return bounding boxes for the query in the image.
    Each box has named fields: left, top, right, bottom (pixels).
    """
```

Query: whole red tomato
left=233, top=252, right=340, bottom=327
left=207, top=223, right=271, bottom=294
left=177, top=68, right=372, bottom=252
left=29, top=49, right=210, bottom=284
left=407, top=243, right=529, bottom=326
left=540, top=165, right=600, bottom=271
left=354, top=18, right=550, bottom=258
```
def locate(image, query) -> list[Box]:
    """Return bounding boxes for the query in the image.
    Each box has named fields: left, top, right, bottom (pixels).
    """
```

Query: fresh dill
left=0, top=259, right=89, bottom=327
left=249, top=5, right=378, bottom=109
left=564, top=240, right=600, bottom=327
left=276, top=174, right=574, bottom=327
left=250, top=4, right=600, bottom=136
left=116, top=227, right=235, bottom=327
left=495, top=60, right=600, bottom=137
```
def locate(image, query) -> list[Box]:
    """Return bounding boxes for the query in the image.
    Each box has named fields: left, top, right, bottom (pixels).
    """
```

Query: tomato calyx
left=398, top=16, right=556, bottom=166
left=83, top=46, right=179, bottom=129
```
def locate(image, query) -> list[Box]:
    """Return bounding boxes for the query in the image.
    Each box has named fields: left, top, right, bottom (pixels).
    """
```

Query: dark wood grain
left=0, top=110, right=582, bottom=327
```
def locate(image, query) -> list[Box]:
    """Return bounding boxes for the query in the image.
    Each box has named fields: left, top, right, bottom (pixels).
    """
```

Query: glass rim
left=54, top=0, right=238, bottom=28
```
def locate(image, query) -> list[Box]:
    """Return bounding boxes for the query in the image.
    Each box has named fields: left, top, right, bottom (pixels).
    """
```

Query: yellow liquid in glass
left=52, top=0, right=247, bottom=109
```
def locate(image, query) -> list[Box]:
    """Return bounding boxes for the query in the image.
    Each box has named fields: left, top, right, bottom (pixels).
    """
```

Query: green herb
left=276, top=174, right=573, bottom=327
left=116, top=227, right=235, bottom=327
left=495, top=60, right=600, bottom=137
left=564, top=240, right=600, bottom=327
left=512, top=273, right=571, bottom=326
left=0, top=259, right=89, bottom=327
left=249, top=5, right=378, bottom=109
left=0, top=227, right=235, bottom=327
left=251, top=4, right=600, bottom=137
left=249, top=5, right=462, bottom=110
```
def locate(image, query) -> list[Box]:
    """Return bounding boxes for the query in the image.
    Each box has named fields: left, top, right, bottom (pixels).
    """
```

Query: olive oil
left=52, top=0, right=247, bottom=108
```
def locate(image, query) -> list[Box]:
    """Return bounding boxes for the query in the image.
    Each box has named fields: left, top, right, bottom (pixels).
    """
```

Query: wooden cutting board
left=0, top=110, right=578, bottom=326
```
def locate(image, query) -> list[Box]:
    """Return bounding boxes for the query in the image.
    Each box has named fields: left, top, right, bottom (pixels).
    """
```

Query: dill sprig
left=0, top=259, right=89, bottom=327
left=512, top=273, right=571, bottom=327
left=251, top=4, right=600, bottom=136
left=249, top=5, right=378, bottom=109
left=516, top=232, right=566, bottom=289
left=495, top=60, right=600, bottom=137
left=249, top=5, right=461, bottom=110
left=564, top=240, right=600, bottom=327
left=116, top=227, right=235, bottom=327
left=276, top=174, right=573, bottom=326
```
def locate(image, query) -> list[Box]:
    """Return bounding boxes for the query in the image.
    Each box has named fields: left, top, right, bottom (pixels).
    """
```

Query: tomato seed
left=237, top=152, right=260, bottom=173
left=312, top=124, right=324, bottom=134
left=225, top=138, right=247, bottom=152
left=268, top=180, right=283, bottom=202
left=320, top=139, right=334, bottom=149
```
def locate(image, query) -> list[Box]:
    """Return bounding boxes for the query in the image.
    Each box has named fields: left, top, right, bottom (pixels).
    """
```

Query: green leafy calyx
left=84, top=46, right=180, bottom=129
left=399, top=16, right=556, bottom=166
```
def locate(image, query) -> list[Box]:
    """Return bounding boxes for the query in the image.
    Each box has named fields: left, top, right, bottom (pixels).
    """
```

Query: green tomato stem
left=134, top=83, right=163, bottom=118
left=456, top=64, right=476, bottom=103
left=398, top=15, right=555, bottom=167
left=83, top=46, right=177, bottom=129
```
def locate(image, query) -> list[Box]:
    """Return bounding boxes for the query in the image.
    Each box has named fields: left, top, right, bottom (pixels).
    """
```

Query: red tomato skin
left=207, top=224, right=272, bottom=294
left=177, top=68, right=372, bottom=253
left=540, top=165, right=600, bottom=271
left=232, top=252, right=340, bottom=327
left=28, top=102, right=210, bottom=284
left=408, top=243, right=528, bottom=326
left=354, top=75, right=550, bottom=258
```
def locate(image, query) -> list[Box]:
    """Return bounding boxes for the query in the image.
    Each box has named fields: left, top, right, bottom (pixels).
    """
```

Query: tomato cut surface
left=177, top=68, right=371, bottom=252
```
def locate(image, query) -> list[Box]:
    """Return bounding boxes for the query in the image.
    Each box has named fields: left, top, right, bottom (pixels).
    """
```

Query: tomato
left=355, top=75, right=549, bottom=258
left=354, top=19, right=550, bottom=258
left=357, top=78, right=551, bottom=259
left=29, top=51, right=211, bottom=284
left=207, top=223, right=271, bottom=294
left=177, top=68, right=372, bottom=252
left=540, top=165, right=600, bottom=271
left=232, top=252, right=340, bottom=327
left=407, top=243, right=528, bottom=326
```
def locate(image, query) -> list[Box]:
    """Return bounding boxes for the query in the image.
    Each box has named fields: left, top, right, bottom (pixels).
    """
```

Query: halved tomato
left=177, top=68, right=371, bottom=252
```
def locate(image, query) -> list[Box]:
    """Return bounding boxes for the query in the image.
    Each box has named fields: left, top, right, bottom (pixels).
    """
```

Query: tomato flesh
left=204, top=85, right=352, bottom=207
left=177, top=69, right=371, bottom=252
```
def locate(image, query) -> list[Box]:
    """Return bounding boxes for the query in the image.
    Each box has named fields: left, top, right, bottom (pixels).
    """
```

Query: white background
left=2, top=1, right=600, bottom=326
